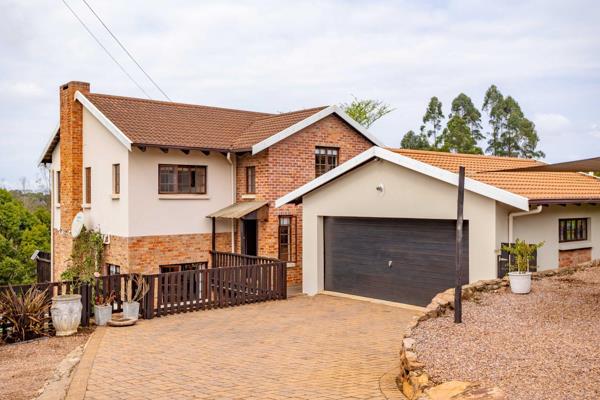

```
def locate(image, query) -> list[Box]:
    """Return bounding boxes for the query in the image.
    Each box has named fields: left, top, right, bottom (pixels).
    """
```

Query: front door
left=242, top=219, right=258, bottom=256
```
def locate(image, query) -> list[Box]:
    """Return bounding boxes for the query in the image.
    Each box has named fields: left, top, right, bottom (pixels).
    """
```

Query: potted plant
left=94, top=291, right=115, bottom=326
left=54, top=226, right=104, bottom=336
left=122, top=274, right=149, bottom=321
left=502, top=239, right=544, bottom=294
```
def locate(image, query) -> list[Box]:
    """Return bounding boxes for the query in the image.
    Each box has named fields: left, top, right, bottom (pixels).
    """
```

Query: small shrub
left=0, top=286, right=51, bottom=343
left=502, top=239, right=544, bottom=273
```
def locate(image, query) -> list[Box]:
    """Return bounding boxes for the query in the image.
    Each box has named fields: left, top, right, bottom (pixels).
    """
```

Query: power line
left=61, top=0, right=152, bottom=99
left=81, top=0, right=172, bottom=101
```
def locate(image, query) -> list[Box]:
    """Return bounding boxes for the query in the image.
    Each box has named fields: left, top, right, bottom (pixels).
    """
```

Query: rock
left=455, top=384, right=506, bottom=399
left=426, top=381, right=471, bottom=399
left=405, top=351, right=418, bottom=362
left=432, top=294, right=450, bottom=307
left=404, top=337, right=416, bottom=351
left=403, top=379, right=417, bottom=399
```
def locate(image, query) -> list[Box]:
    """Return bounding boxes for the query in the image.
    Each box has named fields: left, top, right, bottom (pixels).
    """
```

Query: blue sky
left=1, top=0, right=599, bottom=190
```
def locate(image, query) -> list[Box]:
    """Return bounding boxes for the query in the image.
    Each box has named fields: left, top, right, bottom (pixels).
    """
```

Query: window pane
left=159, top=166, right=176, bottom=193
left=559, top=218, right=588, bottom=242
left=85, top=167, right=91, bottom=204
left=113, top=164, right=120, bottom=195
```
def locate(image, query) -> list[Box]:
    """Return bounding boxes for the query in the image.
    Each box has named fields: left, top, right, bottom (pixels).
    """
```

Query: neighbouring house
left=276, top=147, right=600, bottom=306
left=39, top=81, right=380, bottom=283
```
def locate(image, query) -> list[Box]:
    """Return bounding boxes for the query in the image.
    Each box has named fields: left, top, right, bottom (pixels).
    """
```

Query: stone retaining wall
left=397, top=259, right=600, bottom=400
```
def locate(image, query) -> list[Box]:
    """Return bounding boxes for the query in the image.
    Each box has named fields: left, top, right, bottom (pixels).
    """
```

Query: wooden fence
left=211, top=250, right=281, bottom=267
left=1, top=253, right=287, bottom=337
left=32, top=250, right=51, bottom=283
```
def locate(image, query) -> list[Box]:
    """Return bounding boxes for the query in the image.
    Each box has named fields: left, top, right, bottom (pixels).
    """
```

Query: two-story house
left=39, top=81, right=381, bottom=284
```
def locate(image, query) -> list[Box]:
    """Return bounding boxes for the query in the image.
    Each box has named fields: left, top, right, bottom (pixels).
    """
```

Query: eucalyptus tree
left=400, top=130, right=430, bottom=150
left=420, top=97, right=444, bottom=148
left=341, top=96, right=394, bottom=128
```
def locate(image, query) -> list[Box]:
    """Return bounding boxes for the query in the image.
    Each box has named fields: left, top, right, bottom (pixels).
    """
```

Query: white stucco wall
left=301, top=159, right=500, bottom=296
left=51, top=144, right=61, bottom=230
left=82, top=108, right=130, bottom=236
left=513, top=204, right=600, bottom=269
left=128, top=147, right=233, bottom=237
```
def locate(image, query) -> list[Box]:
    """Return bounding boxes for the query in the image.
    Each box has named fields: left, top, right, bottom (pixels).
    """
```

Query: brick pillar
left=54, top=81, right=90, bottom=280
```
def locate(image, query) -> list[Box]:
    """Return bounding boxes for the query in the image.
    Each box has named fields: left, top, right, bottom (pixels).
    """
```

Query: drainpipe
left=508, top=205, right=543, bottom=243
left=226, top=152, right=235, bottom=252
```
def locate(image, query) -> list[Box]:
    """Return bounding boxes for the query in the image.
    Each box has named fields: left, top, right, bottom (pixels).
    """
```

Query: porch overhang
left=207, top=201, right=268, bottom=219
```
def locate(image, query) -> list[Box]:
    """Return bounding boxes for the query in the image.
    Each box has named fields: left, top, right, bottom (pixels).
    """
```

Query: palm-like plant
left=0, top=286, right=51, bottom=342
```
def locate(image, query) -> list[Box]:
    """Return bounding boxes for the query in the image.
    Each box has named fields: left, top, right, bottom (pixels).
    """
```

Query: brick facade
left=559, top=247, right=592, bottom=268
left=235, top=114, right=373, bottom=284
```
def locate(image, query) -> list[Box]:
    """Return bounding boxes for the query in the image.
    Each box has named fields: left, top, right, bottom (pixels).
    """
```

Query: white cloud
left=1, top=0, right=600, bottom=183
left=533, top=113, right=571, bottom=137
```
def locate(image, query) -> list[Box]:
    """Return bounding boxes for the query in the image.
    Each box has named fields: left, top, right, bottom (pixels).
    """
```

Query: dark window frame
left=85, top=167, right=91, bottom=204
left=278, top=215, right=297, bottom=262
left=315, top=146, right=339, bottom=177
left=158, top=164, right=207, bottom=194
left=246, top=166, right=256, bottom=194
left=112, top=164, right=120, bottom=195
left=559, top=218, right=589, bottom=243
left=107, top=264, right=121, bottom=275
left=159, top=261, right=207, bottom=273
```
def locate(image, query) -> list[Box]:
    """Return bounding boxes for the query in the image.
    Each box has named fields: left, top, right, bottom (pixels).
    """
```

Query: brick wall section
left=559, top=248, right=592, bottom=268
left=52, top=81, right=90, bottom=281
left=235, top=114, right=373, bottom=284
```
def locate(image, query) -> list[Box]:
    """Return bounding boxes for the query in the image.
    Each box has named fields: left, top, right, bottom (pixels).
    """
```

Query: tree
left=440, top=115, right=483, bottom=154
left=0, top=189, right=50, bottom=285
left=420, top=97, right=444, bottom=148
left=482, top=85, right=544, bottom=158
left=341, top=96, right=394, bottom=128
left=400, top=130, right=430, bottom=150
left=449, top=93, right=483, bottom=141
left=439, top=93, right=483, bottom=154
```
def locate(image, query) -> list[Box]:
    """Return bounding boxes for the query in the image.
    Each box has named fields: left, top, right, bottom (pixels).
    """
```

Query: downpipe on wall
left=508, top=205, right=543, bottom=243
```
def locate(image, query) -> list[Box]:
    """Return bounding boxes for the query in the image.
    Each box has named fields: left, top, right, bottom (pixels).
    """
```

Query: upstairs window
left=112, top=164, right=120, bottom=195
left=315, top=147, right=339, bottom=177
left=559, top=218, right=588, bottom=242
left=159, top=165, right=207, bottom=194
left=246, top=166, right=256, bottom=194
left=85, top=167, right=91, bottom=204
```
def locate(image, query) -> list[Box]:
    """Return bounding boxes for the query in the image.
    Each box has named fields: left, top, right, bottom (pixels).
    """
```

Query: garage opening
left=324, top=216, right=469, bottom=306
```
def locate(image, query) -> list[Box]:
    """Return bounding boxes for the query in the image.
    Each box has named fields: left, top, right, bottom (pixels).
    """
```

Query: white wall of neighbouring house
left=300, top=159, right=500, bottom=296
left=81, top=108, right=130, bottom=237
left=513, top=204, right=600, bottom=269
left=127, top=147, right=233, bottom=237
left=51, top=144, right=61, bottom=230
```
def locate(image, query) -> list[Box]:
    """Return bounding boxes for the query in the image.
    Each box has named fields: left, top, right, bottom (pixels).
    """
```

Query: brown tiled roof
left=86, top=93, right=327, bottom=151
left=389, top=148, right=600, bottom=202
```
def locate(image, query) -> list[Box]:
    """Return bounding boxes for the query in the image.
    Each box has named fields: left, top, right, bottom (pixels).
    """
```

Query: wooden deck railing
left=1, top=253, right=287, bottom=336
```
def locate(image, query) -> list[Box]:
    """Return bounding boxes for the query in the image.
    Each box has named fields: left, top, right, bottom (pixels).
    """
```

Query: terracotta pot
left=94, top=304, right=113, bottom=326
left=508, top=272, right=532, bottom=294
left=51, top=294, right=82, bottom=336
left=123, top=301, right=140, bottom=320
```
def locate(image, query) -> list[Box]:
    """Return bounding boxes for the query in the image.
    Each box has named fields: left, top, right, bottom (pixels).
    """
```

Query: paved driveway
left=82, top=295, right=419, bottom=399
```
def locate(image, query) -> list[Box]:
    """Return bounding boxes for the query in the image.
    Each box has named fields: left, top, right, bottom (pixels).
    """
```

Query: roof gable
left=276, top=147, right=530, bottom=210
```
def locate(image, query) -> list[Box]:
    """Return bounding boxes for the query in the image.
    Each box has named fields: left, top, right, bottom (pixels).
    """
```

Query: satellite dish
left=71, top=212, right=85, bottom=238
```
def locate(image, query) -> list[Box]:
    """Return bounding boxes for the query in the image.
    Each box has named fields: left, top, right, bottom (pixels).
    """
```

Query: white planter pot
left=508, top=272, right=532, bottom=294
left=94, top=304, right=113, bottom=326
left=123, top=301, right=140, bottom=321
left=51, top=294, right=82, bottom=337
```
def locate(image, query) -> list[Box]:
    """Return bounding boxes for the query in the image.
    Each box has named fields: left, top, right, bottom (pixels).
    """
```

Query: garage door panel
left=324, top=217, right=468, bottom=306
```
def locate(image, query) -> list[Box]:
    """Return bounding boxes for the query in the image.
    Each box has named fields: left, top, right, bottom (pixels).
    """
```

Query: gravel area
left=0, top=331, right=91, bottom=400
left=412, top=266, right=600, bottom=400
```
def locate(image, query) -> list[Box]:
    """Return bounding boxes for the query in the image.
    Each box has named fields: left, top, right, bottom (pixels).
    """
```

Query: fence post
left=282, top=262, right=287, bottom=299
left=143, top=275, right=155, bottom=319
left=80, top=282, right=90, bottom=327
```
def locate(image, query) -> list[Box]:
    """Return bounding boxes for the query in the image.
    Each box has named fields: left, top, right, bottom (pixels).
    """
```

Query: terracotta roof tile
left=389, top=148, right=600, bottom=202
left=86, top=93, right=326, bottom=151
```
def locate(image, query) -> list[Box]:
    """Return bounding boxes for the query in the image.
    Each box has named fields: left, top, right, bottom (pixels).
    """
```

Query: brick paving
left=84, top=295, right=419, bottom=399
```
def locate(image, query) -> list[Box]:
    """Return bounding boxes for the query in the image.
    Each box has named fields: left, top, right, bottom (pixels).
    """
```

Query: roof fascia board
left=75, top=91, right=132, bottom=151
left=275, top=146, right=529, bottom=210
left=37, top=124, right=59, bottom=165
left=251, top=105, right=383, bottom=155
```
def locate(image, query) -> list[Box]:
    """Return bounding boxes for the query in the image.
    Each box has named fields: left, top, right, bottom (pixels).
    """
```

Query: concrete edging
left=64, top=327, right=107, bottom=400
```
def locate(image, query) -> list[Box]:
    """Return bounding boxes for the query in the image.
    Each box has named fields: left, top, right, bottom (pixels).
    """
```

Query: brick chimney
left=59, top=81, right=90, bottom=232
